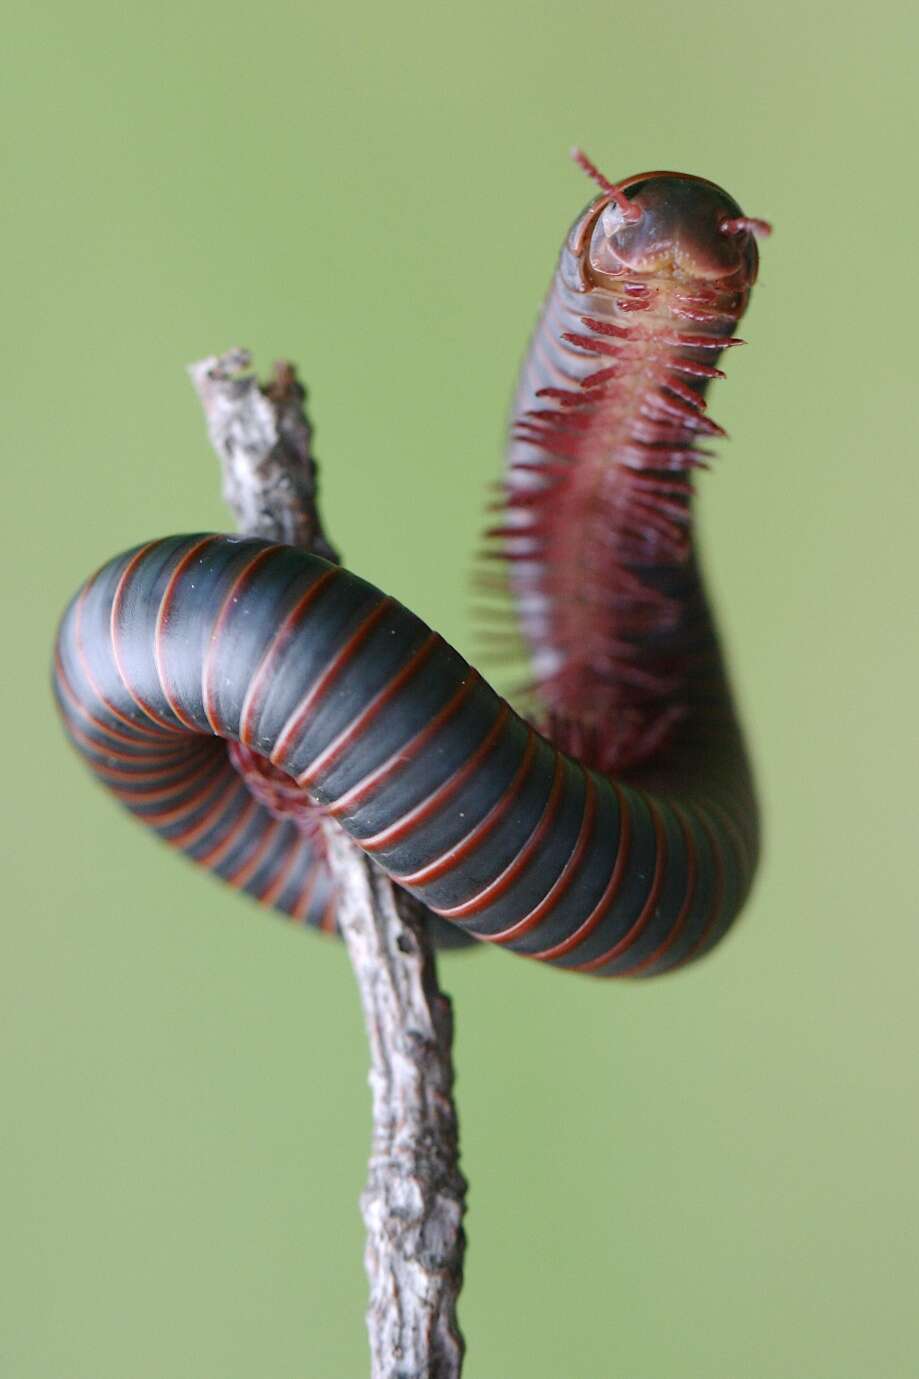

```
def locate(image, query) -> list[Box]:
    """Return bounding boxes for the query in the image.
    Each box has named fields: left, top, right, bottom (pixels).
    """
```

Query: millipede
left=53, top=153, right=770, bottom=977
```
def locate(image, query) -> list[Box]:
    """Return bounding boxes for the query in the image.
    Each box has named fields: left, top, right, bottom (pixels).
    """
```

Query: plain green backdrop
left=2, top=1, right=917, bottom=1376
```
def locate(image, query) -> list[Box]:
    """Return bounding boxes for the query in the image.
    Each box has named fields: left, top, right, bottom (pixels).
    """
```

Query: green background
left=3, top=1, right=917, bottom=1375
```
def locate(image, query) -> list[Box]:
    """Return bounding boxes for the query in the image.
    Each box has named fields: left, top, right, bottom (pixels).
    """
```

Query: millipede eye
left=720, top=215, right=772, bottom=239
left=598, top=202, right=632, bottom=240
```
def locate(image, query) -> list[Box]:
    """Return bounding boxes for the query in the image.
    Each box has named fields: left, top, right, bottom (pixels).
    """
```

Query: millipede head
left=574, top=160, right=768, bottom=286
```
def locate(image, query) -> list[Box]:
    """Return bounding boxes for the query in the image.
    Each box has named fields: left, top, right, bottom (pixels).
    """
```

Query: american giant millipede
left=52, top=157, right=769, bottom=977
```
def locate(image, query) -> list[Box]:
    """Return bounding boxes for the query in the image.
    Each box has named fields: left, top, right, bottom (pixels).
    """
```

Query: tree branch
left=188, top=348, right=338, bottom=560
left=188, top=348, right=467, bottom=1379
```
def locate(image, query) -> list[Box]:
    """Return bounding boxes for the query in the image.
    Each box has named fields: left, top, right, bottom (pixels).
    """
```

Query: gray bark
left=189, top=348, right=466, bottom=1379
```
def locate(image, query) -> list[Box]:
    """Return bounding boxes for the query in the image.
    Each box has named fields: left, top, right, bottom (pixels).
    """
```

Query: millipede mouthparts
left=53, top=155, right=769, bottom=977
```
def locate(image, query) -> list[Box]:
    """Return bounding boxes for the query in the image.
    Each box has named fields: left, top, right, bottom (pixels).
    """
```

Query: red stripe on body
left=73, top=561, right=175, bottom=740
left=360, top=704, right=511, bottom=852
left=257, top=833, right=306, bottom=907
left=486, top=770, right=597, bottom=945
left=295, top=632, right=441, bottom=787
left=199, top=547, right=281, bottom=736
left=393, top=728, right=538, bottom=888
left=438, top=754, right=566, bottom=922
left=527, top=780, right=632, bottom=961
left=620, top=802, right=697, bottom=976
left=326, top=672, right=480, bottom=816
left=237, top=566, right=342, bottom=747
left=110, top=539, right=216, bottom=732
left=270, top=598, right=394, bottom=767
left=570, top=795, right=667, bottom=974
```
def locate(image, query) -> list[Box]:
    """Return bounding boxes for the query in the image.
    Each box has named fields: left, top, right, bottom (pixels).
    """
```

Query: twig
left=324, top=827, right=466, bottom=1379
left=188, top=349, right=467, bottom=1379
left=188, top=348, right=338, bottom=560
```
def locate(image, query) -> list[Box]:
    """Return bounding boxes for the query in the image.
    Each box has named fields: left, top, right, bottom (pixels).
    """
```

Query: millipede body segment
left=53, top=162, right=767, bottom=977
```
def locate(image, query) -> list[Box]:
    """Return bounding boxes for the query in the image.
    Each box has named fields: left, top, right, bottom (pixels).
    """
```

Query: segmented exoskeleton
left=53, top=157, right=769, bottom=977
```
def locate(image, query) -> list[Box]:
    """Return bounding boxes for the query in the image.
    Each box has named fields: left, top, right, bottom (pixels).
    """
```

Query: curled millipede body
left=491, top=159, right=768, bottom=777
left=53, top=161, right=767, bottom=977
